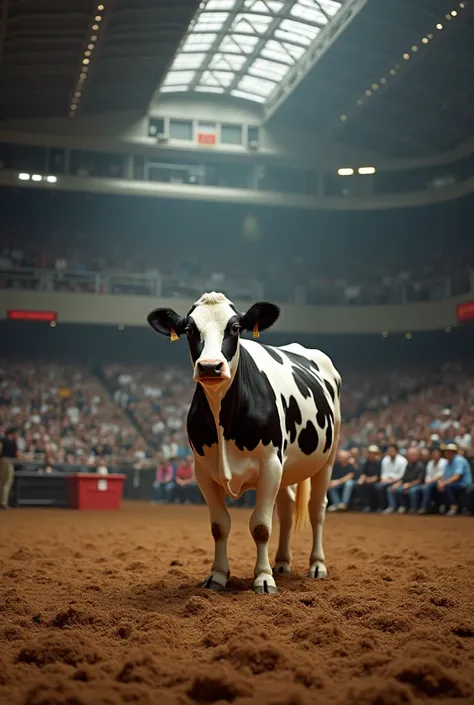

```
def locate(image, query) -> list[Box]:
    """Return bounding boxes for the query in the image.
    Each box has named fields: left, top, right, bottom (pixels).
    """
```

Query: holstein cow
left=147, top=293, right=341, bottom=595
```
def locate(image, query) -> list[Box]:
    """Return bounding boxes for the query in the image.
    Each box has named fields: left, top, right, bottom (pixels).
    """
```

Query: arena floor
left=1, top=503, right=473, bottom=705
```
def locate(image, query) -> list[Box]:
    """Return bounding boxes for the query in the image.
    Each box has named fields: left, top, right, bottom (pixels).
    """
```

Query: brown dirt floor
left=1, top=502, right=474, bottom=705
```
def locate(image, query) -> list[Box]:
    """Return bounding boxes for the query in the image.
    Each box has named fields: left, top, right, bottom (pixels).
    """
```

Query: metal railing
left=0, top=265, right=473, bottom=305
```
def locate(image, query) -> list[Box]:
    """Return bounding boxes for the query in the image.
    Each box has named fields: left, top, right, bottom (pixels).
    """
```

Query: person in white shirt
left=454, top=426, right=472, bottom=453
left=375, top=444, right=408, bottom=512
left=417, top=447, right=446, bottom=515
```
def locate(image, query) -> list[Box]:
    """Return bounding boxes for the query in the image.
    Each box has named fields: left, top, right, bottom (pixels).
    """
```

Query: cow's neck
left=199, top=349, right=242, bottom=496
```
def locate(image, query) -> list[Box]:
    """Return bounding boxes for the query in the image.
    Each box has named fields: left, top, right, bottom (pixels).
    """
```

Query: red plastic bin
left=67, top=473, right=126, bottom=510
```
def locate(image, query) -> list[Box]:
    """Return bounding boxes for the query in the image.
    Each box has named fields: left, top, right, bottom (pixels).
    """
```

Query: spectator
left=0, top=426, right=18, bottom=509
left=437, top=444, right=472, bottom=516
left=171, top=456, right=196, bottom=504
left=454, top=426, right=472, bottom=454
left=152, top=457, right=174, bottom=504
left=357, top=445, right=381, bottom=512
left=327, top=450, right=356, bottom=512
left=385, top=447, right=425, bottom=514
left=376, top=444, right=408, bottom=512
left=417, top=447, right=447, bottom=514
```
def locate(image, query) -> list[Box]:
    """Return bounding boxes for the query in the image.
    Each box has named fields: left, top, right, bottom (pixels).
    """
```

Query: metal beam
left=262, top=0, right=370, bottom=122
left=0, top=0, right=8, bottom=66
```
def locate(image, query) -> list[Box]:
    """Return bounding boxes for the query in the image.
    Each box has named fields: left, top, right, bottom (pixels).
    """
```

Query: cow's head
left=147, top=292, right=279, bottom=389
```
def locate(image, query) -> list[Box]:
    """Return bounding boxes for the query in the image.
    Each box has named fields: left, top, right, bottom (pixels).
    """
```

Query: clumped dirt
left=1, top=503, right=473, bottom=705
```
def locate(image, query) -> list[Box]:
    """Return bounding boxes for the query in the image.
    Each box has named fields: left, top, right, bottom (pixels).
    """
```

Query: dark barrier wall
left=1, top=320, right=473, bottom=371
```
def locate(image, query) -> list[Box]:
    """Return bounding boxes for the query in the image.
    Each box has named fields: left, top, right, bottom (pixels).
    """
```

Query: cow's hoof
left=201, top=575, right=226, bottom=591
left=308, top=564, right=328, bottom=579
left=273, top=562, right=291, bottom=576
left=253, top=580, right=279, bottom=595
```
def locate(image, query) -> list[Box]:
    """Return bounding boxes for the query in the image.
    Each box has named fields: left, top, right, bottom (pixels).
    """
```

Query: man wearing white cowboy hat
left=437, top=443, right=472, bottom=516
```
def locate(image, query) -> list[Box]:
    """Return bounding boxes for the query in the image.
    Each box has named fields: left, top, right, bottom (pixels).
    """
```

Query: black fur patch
left=298, top=420, right=319, bottom=455
left=281, top=394, right=302, bottom=444
left=261, top=344, right=284, bottom=365
left=186, top=316, right=204, bottom=363
left=219, top=346, right=283, bottom=459
left=187, top=384, right=218, bottom=456
left=221, top=315, right=240, bottom=363
left=324, top=379, right=335, bottom=402
left=281, top=350, right=333, bottom=453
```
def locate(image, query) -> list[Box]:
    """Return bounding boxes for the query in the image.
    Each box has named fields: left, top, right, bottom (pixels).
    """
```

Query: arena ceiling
left=0, top=0, right=201, bottom=120
left=0, top=0, right=473, bottom=160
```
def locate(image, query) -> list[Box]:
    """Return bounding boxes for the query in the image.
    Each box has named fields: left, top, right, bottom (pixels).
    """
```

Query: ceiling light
left=70, top=104, right=78, bottom=111
left=46, top=175, right=57, bottom=183
left=85, top=50, right=91, bottom=57
left=445, top=13, right=451, bottom=19
left=389, top=68, right=396, bottom=75
left=92, top=24, right=99, bottom=30
left=436, top=23, right=443, bottom=29
left=82, top=58, right=90, bottom=65
left=372, top=83, right=379, bottom=90
left=87, top=44, right=94, bottom=50
left=80, top=72, right=87, bottom=80
left=422, top=37, right=429, bottom=44
left=50, top=321, right=57, bottom=328
left=95, top=15, right=102, bottom=21
left=365, top=89, right=372, bottom=96
left=90, top=35, right=98, bottom=41
left=18, top=173, right=30, bottom=180
left=358, top=166, right=376, bottom=175
left=459, top=2, right=465, bottom=7
left=405, top=332, right=412, bottom=340
left=337, top=168, right=354, bottom=176
left=356, top=98, right=364, bottom=106
left=411, top=45, right=418, bottom=51
left=32, top=174, right=42, bottom=182
left=451, top=9, right=457, bottom=15
left=427, top=33, right=433, bottom=39
left=403, top=53, right=410, bottom=60
left=380, top=77, right=387, bottom=84
left=97, top=3, right=105, bottom=9
left=340, top=114, right=347, bottom=122
left=74, top=91, right=82, bottom=98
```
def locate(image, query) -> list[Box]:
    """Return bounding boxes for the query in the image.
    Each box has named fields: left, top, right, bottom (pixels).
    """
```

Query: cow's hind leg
left=273, top=486, right=294, bottom=575
left=195, top=464, right=230, bottom=591
left=250, top=458, right=282, bottom=595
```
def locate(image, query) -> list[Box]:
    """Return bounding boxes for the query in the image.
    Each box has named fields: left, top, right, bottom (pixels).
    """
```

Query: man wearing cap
left=385, top=447, right=426, bottom=514
left=436, top=444, right=472, bottom=516
left=417, top=446, right=447, bottom=514
left=357, top=445, right=381, bottom=512
left=327, top=450, right=357, bottom=512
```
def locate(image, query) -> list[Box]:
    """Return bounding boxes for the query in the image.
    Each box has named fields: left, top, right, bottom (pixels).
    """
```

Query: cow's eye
left=185, top=326, right=193, bottom=336
left=231, top=322, right=241, bottom=334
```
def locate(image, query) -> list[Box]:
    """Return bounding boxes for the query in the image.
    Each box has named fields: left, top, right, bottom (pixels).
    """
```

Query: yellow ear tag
left=169, top=328, right=179, bottom=343
left=252, top=323, right=260, bottom=339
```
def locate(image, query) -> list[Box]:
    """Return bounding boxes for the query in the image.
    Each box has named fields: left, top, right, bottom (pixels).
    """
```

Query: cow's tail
left=294, top=478, right=310, bottom=531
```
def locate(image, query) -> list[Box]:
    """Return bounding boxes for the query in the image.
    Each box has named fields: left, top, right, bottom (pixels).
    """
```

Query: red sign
left=456, top=301, right=474, bottom=322
left=8, top=310, right=57, bottom=322
left=197, top=132, right=216, bottom=145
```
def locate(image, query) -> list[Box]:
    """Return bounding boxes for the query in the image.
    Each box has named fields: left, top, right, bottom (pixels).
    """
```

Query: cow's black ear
left=147, top=308, right=186, bottom=338
left=240, top=302, right=280, bottom=333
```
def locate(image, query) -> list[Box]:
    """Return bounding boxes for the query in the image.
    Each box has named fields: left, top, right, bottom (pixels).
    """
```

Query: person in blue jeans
left=327, top=450, right=357, bottom=512
left=385, top=447, right=425, bottom=514
left=435, top=444, right=472, bottom=516
left=151, top=458, right=175, bottom=504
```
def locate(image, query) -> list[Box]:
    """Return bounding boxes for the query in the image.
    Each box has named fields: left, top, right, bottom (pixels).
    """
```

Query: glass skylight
left=159, top=0, right=345, bottom=103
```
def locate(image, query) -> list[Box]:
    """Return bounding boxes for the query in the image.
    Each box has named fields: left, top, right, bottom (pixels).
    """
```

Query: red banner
left=197, top=132, right=216, bottom=145
left=7, top=310, right=57, bottom=322
left=456, top=301, right=474, bottom=322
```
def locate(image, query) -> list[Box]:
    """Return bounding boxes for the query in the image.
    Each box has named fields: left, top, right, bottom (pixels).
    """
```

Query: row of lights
left=382, top=327, right=452, bottom=339
left=69, top=4, right=105, bottom=118
left=19, top=173, right=57, bottom=183
left=337, top=2, right=467, bottom=126
left=337, top=166, right=376, bottom=176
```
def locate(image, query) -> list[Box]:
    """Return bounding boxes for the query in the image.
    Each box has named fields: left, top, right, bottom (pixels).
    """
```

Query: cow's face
left=147, top=292, right=279, bottom=390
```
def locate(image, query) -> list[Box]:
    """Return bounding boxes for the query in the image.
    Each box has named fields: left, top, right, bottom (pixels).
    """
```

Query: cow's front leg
left=195, top=463, right=230, bottom=591
left=250, top=458, right=282, bottom=595
left=273, top=486, right=294, bottom=575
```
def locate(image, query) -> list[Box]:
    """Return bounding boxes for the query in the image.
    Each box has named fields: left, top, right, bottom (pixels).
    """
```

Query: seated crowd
left=1, top=359, right=473, bottom=515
